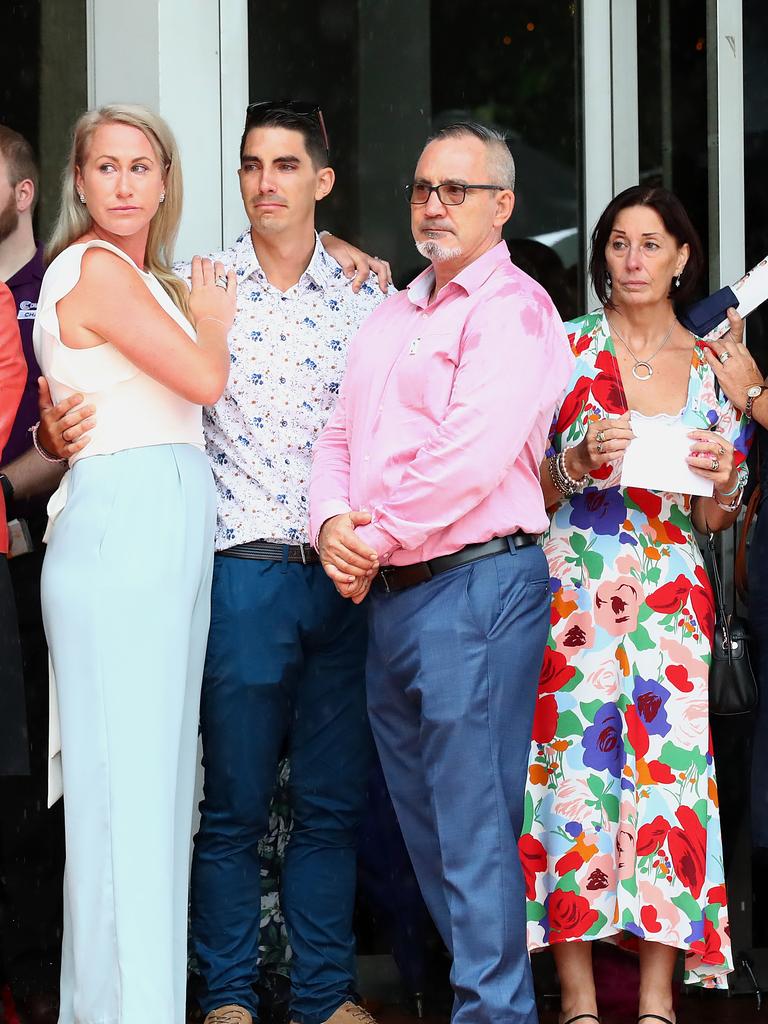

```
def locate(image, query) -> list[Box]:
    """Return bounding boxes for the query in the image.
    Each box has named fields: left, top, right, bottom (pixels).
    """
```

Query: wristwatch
left=0, top=471, right=14, bottom=505
left=745, top=383, right=768, bottom=418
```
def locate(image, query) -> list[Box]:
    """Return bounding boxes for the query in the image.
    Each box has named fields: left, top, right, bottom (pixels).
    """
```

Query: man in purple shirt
left=311, top=123, right=573, bottom=1024
left=0, top=125, right=65, bottom=1024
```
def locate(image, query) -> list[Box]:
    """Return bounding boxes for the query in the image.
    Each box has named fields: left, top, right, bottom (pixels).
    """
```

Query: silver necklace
left=608, top=317, right=677, bottom=381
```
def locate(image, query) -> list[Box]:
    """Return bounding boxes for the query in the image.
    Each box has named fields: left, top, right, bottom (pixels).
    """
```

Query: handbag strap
left=735, top=482, right=761, bottom=599
left=707, top=531, right=732, bottom=662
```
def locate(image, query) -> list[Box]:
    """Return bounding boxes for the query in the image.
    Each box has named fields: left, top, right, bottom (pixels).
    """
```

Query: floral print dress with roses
left=522, top=311, right=751, bottom=988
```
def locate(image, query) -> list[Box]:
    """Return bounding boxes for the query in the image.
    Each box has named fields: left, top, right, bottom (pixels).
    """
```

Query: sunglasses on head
left=245, top=100, right=329, bottom=156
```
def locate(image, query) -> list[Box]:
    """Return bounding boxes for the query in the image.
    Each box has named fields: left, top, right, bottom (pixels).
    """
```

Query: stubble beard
left=0, top=192, right=19, bottom=245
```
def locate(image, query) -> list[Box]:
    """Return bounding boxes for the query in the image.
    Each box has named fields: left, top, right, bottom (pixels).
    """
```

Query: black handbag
left=707, top=531, right=758, bottom=716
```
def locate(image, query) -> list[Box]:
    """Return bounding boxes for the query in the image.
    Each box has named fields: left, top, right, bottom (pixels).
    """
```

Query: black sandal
left=637, top=1015, right=674, bottom=1024
left=563, top=1016, right=601, bottom=1024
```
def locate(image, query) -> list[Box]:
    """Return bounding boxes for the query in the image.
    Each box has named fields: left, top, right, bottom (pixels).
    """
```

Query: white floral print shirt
left=178, top=229, right=385, bottom=549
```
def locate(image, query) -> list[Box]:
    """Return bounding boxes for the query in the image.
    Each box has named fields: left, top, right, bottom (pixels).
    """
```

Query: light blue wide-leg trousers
left=41, top=444, right=215, bottom=1024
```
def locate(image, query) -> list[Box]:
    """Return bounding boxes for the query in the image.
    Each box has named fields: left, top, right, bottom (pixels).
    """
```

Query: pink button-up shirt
left=309, top=240, right=573, bottom=565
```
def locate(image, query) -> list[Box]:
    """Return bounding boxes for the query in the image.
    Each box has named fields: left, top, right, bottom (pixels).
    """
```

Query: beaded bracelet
left=558, top=449, right=587, bottom=492
left=548, top=450, right=587, bottom=498
left=29, top=421, right=66, bottom=464
left=548, top=453, right=573, bottom=497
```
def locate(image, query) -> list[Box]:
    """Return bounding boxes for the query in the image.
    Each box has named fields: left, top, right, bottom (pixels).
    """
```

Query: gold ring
left=596, top=429, right=606, bottom=443
left=711, top=457, right=720, bottom=472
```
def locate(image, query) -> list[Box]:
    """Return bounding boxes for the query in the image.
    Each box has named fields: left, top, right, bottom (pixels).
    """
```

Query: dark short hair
left=0, top=125, right=39, bottom=210
left=239, top=106, right=328, bottom=169
left=589, top=184, right=704, bottom=308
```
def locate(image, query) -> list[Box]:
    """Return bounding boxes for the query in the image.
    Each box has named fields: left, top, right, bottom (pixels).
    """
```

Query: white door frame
left=86, top=0, right=249, bottom=260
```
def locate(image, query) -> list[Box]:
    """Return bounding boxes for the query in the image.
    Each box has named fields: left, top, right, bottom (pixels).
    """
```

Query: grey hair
left=425, top=121, right=515, bottom=191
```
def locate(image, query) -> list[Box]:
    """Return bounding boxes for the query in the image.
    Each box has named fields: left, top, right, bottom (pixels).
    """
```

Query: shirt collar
left=406, top=239, right=511, bottom=309
left=6, top=243, right=44, bottom=291
left=232, top=227, right=340, bottom=294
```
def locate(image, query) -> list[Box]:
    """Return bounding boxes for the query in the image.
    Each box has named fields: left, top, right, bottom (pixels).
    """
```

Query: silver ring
left=596, top=429, right=606, bottom=443
left=215, top=275, right=228, bottom=289
left=717, top=443, right=726, bottom=455
left=711, top=457, right=720, bottom=472
left=719, top=351, right=731, bottom=365
left=597, top=441, right=604, bottom=454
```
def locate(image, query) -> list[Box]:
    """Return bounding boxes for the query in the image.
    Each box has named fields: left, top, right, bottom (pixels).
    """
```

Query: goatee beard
left=415, top=239, right=463, bottom=262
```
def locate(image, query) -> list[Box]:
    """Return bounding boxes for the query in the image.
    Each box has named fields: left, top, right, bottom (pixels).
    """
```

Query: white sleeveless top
left=33, top=239, right=204, bottom=464
left=36, top=241, right=205, bottom=806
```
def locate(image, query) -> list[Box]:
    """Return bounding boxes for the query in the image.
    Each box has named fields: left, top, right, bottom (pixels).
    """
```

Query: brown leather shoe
left=321, top=1002, right=379, bottom=1024
left=203, top=1006, right=253, bottom=1024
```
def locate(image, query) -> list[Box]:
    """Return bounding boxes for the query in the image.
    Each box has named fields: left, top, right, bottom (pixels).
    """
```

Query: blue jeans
left=365, top=543, right=550, bottom=1024
left=191, top=556, right=371, bottom=1024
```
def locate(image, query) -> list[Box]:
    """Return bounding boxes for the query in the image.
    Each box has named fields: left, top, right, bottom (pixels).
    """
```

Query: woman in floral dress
left=521, top=186, right=752, bottom=1024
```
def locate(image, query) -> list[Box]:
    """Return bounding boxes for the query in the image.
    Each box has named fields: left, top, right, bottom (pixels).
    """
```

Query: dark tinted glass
left=248, top=0, right=582, bottom=314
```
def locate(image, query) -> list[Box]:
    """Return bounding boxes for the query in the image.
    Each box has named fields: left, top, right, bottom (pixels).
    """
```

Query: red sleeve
left=0, top=282, right=26, bottom=552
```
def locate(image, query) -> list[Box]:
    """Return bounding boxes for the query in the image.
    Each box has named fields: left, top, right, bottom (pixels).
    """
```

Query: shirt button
left=364, top=455, right=370, bottom=461
left=378, top=405, right=383, bottom=413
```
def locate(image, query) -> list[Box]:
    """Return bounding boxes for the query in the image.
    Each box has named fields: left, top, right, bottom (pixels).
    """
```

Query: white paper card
left=620, top=413, right=714, bottom=497
left=705, top=253, right=768, bottom=340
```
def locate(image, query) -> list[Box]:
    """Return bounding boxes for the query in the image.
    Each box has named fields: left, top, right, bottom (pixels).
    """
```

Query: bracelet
left=717, top=476, right=742, bottom=498
left=714, top=490, right=743, bottom=512
left=548, top=450, right=587, bottom=498
left=196, top=316, right=229, bottom=330
left=559, top=448, right=588, bottom=490
left=29, top=421, right=66, bottom=464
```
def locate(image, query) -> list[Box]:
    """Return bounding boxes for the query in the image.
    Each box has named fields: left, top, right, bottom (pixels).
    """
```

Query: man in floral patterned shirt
left=185, top=104, right=387, bottom=1024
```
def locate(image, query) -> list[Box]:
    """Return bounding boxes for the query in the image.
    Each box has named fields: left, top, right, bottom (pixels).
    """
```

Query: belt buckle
left=299, top=543, right=309, bottom=565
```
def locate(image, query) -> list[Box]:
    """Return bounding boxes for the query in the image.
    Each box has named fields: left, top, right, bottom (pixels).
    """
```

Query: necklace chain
left=608, top=317, right=677, bottom=381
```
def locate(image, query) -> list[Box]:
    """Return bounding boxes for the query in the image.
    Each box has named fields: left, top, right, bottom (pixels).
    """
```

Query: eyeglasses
left=404, top=182, right=506, bottom=206
left=245, top=100, right=330, bottom=156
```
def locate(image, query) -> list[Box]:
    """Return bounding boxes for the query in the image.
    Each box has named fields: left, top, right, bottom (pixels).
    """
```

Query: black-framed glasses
left=245, top=100, right=330, bottom=156
left=404, top=182, right=506, bottom=206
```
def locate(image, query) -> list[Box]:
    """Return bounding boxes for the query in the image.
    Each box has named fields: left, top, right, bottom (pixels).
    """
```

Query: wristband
left=29, top=421, right=67, bottom=464
left=0, top=472, right=14, bottom=504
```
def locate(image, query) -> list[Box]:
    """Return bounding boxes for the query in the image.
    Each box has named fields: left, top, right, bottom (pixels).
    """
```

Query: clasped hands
left=317, top=512, right=379, bottom=604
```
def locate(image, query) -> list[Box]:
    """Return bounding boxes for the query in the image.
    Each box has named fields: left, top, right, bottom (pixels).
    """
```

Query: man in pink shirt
left=310, top=122, right=573, bottom=1024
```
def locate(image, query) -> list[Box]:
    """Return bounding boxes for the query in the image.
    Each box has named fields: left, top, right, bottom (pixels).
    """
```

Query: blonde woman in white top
left=33, top=104, right=235, bottom=1024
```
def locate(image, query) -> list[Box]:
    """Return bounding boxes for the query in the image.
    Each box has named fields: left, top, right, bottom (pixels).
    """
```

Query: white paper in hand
left=620, top=412, right=714, bottom=497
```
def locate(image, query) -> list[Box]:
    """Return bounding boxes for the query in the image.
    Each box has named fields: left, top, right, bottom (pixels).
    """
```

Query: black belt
left=374, top=533, right=539, bottom=594
left=219, top=540, right=320, bottom=564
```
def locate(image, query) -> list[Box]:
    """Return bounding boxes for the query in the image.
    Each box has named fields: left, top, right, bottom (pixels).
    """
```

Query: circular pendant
left=632, top=361, right=653, bottom=381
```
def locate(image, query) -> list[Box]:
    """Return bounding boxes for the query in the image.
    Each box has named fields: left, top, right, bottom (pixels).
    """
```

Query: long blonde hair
left=46, top=104, right=189, bottom=316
